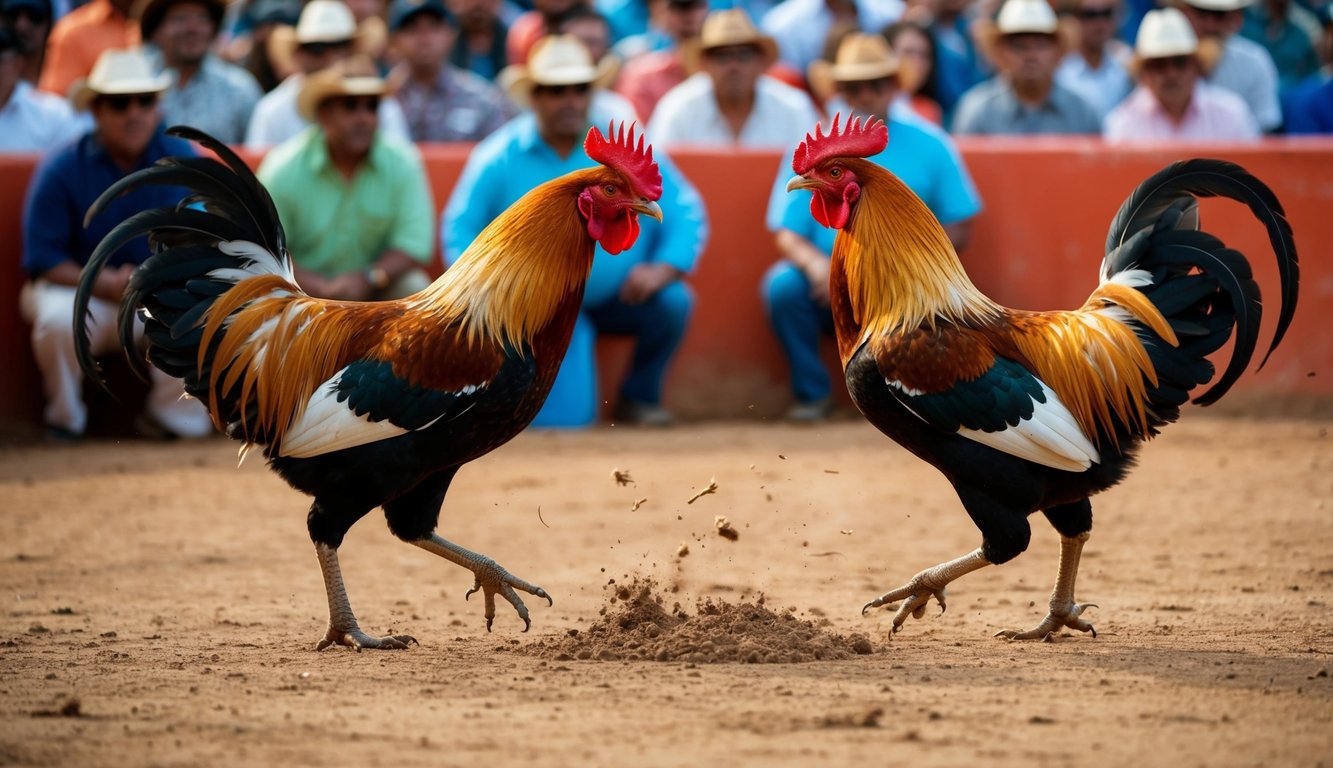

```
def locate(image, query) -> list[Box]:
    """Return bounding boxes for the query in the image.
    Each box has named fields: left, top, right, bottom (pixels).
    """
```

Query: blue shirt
left=767, top=116, right=983, bottom=255
left=442, top=112, right=708, bottom=308
left=21, top=127, right=195, bottom=277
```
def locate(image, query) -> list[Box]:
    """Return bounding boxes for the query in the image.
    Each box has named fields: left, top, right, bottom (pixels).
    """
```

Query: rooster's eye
left=829, top=167, right=842, bottom=179
left=603, top=184, right=617, bottom=197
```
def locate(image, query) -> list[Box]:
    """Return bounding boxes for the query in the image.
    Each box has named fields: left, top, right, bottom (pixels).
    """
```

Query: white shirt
left=1103, top=81, right=1261, bottom=142
left=648, top=72, right=820, bottom=150
left=0, top=82, right=81, bottom=154
left=244, top=73, right=411, bottom=149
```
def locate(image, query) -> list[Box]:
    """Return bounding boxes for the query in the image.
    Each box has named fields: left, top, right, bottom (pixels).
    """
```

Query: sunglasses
left=1076, top=7, right=1114, bottom=20
left=704, top=45, right=760, bottom=63
left=532, top=82, right=592, bottom=97
left=2, top=7, right=49, bottom=23
left=837, top=78, right=892, bottom=96
left=1188, top=6, right=1233, bottom=18
left=1143, top=55, right=1193, bottom=72
left=299, top=40, right=352, bottom=56
left=100, top=93, right=159, bottom=112
left=333, top=95, right=381, bottom=113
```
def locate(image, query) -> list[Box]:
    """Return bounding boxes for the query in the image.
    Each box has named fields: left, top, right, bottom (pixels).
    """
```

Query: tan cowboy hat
left=975, top=0, right=1076, bottom=65
left=297, top=54, right=388, bottom=121
left=680, top=8, right=779, bottom=73
left=268, top=0, right=387, bottom=79
left=69, top=47, right=171, bottom=110
left=808, top=32, right=900, bottom=102
left=497, top=34, right=620, bottom=108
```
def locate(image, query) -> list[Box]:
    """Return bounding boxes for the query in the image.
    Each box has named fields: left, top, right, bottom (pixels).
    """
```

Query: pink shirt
left=1104, top=82, right=1261, bottom=142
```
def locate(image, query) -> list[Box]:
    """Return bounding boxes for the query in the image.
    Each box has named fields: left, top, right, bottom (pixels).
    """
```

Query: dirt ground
left=2, top=406, right=1331, bottom=768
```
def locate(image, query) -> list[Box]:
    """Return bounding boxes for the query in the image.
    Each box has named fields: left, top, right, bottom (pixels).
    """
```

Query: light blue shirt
left=0, top=82, right=81, bottom=154
left=767, top=116, right=983, bottom=255
left=442, top=112, right=708, bottom=308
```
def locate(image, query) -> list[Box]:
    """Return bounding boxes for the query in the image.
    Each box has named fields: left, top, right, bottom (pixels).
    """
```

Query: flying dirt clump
left=525, top=578, right=875, bottom=663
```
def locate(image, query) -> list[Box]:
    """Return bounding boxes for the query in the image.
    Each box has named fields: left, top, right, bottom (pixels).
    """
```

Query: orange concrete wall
left=2, top=138, right=1330, bottom=428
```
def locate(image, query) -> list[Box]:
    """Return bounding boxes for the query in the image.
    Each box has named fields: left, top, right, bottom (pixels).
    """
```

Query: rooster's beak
left=786, top=176, right=817, bottom=193
left=632, top=199, right=663, bottom=222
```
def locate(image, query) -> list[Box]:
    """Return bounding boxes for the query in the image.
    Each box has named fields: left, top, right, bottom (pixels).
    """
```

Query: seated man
left=257, top=55, right=434, bottom=301
left=20, top=48, right=213, bottom=441
left=0, top=22, right=79, bottom=152
left=765, top=33, right=981, bottom=421
left=444, top=35, right=708, bottom=427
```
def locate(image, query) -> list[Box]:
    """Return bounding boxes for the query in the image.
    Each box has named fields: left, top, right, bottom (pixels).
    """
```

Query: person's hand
left=325, top=271, right=374, bottom=302
left=619, top=263, right=682, bottom=305
left=95, top=264, right=136, bottom=301
left=803, top=257, right=832, bottom=307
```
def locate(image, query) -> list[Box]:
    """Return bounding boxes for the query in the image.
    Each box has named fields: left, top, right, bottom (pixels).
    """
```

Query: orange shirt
left=504, top=11, right=546, bottom=67
left=39, top=0, right=140, bottom=98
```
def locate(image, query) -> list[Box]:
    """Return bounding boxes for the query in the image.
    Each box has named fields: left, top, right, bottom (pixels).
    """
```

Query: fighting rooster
left=786, top=116, right=1298, bottom=640
left=75, top=124, right=663, bottom=650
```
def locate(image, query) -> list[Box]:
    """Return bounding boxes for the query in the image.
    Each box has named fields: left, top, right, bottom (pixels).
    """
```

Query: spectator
left=612, top=0, right=707, bottom=61
left=1241, top=0, right=1320, bottom=95
left=444, top=33, right=708, bottom=427
left=613, top=0, right=708, bottom=121
left=447, top=0, right=508, bottom=79
left=257, top=56, right=434, bottom=302
left=1275, top=1, right=1331, bottom=133
left=552, top=4, right=640, bottom=121
left=952, top=0, right=1102, bottom=134
left=387, top=0, right=514, bottom=141
left=139, top=0, right=263, bottom=144
left=1104, top=6, right=1260, bottom=140
left=2, top=0, right=52, bottom=84
left=1177, top=0, right=1282, bottom=131
left=906, top=0, right=990, bottom=117
left=246, top=0, right=408, bottom=148
left=760, top=0, right=903, bottom=77
left=506, top=0, right=584, bottom=66
left=648, top=8, right=820, bottom=147
left=1, top=20, right=78, bottom=150
left=1055, top=0, right=1133, bottom=119
left=881, top=18, right=946, bottom=124
left=767, top=32, right=980, bottom=421
left=38, top=0, right=138, bottom=98
left=221, top=0, right=301, bottom=93
left=20, top=48, right=213, bottom=441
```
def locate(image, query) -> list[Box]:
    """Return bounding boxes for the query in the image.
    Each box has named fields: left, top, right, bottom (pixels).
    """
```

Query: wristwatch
left=366, top=266, right=390, bottom=291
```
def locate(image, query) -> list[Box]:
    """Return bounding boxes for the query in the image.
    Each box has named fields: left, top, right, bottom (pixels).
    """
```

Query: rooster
left=786, top=116, right=1298, bottom=640
left=74, top=123, right=664, bottom=650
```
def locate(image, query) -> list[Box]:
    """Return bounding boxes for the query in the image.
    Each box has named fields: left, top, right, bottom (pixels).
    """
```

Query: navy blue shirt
left=21, top=127, right=195, bottom=278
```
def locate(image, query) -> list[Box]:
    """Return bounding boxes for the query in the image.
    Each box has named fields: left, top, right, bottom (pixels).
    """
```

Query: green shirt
left=257, top=127, right=435, bottom=277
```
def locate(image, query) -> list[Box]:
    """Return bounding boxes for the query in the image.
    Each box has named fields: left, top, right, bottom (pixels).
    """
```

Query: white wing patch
left=954, top=380, right=1101, bottom=472
left=278, top=374, right=414, bottom=458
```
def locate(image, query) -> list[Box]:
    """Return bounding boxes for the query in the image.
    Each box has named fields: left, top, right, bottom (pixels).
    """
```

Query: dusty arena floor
left=2, top=409, right=1331, bottom=767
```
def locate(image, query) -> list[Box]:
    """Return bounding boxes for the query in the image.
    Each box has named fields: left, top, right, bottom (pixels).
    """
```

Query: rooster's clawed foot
left=464, top=556, right=553, bottom=632
left=995, top=601, right=1098, bottom=642
left=861, top=574, right=949, bottom=635
left=316, top=626, right=418, bottom=652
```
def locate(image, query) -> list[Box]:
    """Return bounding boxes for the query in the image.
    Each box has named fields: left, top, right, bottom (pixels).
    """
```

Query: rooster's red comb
left=791, top=113, right=888, bottom=175
left=585, top=121, right=662, bottom=200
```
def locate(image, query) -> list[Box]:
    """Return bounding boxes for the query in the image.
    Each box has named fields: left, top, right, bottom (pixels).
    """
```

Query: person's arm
left=774, top=228, right=831, bottom=306
left=618, top=151, right=705, bottom=304
left=441, top=139, right=507, bottom=266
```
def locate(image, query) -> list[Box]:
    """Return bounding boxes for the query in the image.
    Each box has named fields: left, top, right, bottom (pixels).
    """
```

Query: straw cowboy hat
left=1127, top=6, right=1221, bottom=75
left=496, top=34, right=620, bottom=108
left=134, top=0, right=225, bottom=41
left=680, top=8, right=779, bottom=73
left=975, top=0, right=1076, bottom=64
left=69, top=47, right=171, bottom=110
left=296, top=54, right=388, bottom=121
left=807, top=32, right=900, bottom=102
left=1175, top=0, right=1253, bottom=12
left=268, top=0, right=387, bottom=78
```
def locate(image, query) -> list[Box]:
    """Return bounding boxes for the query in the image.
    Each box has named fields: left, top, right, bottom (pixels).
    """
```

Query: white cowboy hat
left=680, top=8, right=779, bottom=73
left=1135, top=7, right=1199, bottom=59
left=268, top=0, right=387, bottom=78
left=297, top=54, right=388, bottom=121
left=807, top=33, right=900, bottom=102
left=996, top=0, right=1060, bottom=34
left=497, top=34, right=619, bottom=108
left=1176, top=0, right=1254, bottom=12
left=69, top=47, right=171, bottom=110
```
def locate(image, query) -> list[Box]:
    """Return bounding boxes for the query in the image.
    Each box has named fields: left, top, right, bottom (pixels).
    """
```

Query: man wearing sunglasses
left=256, top=55, right=434, bottom=303
left=445, top=34, right=707, bottom=427
left=1104, top=6, right=1259, bottom=140
left=19, top=48, right=214, bottom=441
left=1177, top=0, right=1281, bottom=131
left=1, top=0, right=51, bottom=84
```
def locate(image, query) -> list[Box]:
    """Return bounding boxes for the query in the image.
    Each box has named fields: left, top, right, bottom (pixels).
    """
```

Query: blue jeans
left=761, top=261, right=836, bottom=404
left=532, top=280, right=694, bottom=427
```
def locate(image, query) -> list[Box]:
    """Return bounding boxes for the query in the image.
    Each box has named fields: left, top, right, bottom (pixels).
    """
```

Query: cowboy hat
left=497, top=34, right=619, bottom=108
left=268, top=0, right=387, bottom=79
left=680, top=8, right=779, bottom=73
left=1127, top=6, right=1222, bottom=75
left=975, top=0, right=1076, bottom=64
left=808, top=32, right=900, bottom=102
left=134, top=0, right=225, bottom=41
left=69, top=47, right=171, bottom=110
left=296, top=54, right=388, bottom=121
left=1175, top=0, right=1253, bottom=12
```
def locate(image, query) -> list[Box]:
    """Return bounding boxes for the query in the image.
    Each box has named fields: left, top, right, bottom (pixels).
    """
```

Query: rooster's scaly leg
left=314, top=542, right=418, bottom=651
left=996, top=532, right=1097, bottom=641
left=413, top=534, right=552, bottom=631
left=862, top=548, right=991, bottom=635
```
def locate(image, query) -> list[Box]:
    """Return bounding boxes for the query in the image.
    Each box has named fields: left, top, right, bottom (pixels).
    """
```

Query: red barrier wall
left=3, top=138, right=1330, bottom=430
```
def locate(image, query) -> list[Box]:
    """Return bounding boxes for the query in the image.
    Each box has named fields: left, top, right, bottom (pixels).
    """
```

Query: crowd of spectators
left=3, top=0, right=1331, bottom=437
